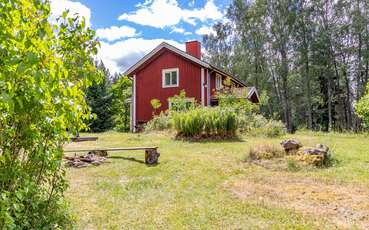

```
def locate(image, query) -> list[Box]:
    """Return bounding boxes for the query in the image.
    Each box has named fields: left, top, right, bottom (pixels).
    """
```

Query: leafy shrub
left=0, top=1, right=99, bottom=228
left=168, top=90, right=197, bottom=112
left=173, top=107, right=237, bottom=138
left=263, top=120, right=287, bottom=137
left=150, top=98, right=162, bottom=116
left=248, top=144, right=284, bottom=160
left=145, top=112, right=172, bottom=131
left=245, top=115, right=287, bottom=137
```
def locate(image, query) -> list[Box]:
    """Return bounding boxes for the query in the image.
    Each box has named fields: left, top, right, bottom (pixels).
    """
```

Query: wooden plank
left=64, top=147, right=157, bottom=153
left=71, top=137, right=98, bottom=142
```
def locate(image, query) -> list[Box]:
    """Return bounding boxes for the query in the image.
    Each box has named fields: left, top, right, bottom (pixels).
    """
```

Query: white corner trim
left=132, top=75, right=137, bottom=132
left=247, top=86, right=260, bottom=102
left=162, top=68, right=179, bottom=88
left=207, top=70, right=211, bottom=106
left=201, top=68, right=205, bottom=106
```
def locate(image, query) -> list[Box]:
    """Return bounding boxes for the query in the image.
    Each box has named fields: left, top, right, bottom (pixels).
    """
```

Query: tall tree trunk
left=302, top=23, right=313, bottom=130
left=327, top=73, right=333, bottom=132
left=357, top=32, right=363, bottom=98
left=364, top=26, right=369, bottom=86
left=344, top=66, right=353, bottom=130
left=280, top=48, right=292, bottom=132
left=305, top=57, right=313, bottom=130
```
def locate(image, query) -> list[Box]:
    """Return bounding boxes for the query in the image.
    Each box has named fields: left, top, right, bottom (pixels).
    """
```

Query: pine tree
left=86, top=61, right=114, bottom=132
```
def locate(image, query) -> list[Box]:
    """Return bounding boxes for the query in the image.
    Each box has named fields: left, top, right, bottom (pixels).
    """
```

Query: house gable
left=134, top=48, right=203, bottom=124
left=124, top=42, right=210, bottom=76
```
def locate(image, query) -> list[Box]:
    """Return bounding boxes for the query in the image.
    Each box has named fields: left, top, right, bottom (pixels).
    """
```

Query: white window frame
left=168, top=98, right=195, bottom=110
left=162, top=68, right=179, bottom=88
left=216, top=75, right=222, bottom=90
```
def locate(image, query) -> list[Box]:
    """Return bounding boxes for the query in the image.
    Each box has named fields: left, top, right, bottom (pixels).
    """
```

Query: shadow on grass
left=108, top=156, right=160, bottom=167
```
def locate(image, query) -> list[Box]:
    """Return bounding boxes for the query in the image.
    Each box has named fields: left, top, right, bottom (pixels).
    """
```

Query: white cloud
left=183, top=0, right=223, bottom=25
left=195, top=25, right=215, bottom=35
left=136, top=0, right=154, bottom=7
left=96, top=26, right=139, bottom=42
left=97, top=38, right=184, bottom=74
left=118, top=0, right=223, bottom=28
left=170, top=26, right=192, bottom=35
left=50, top=0, right=91, bottom=27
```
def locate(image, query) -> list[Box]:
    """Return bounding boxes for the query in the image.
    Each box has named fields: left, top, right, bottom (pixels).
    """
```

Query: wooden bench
left=71, top=137, right=98, bottom=142
left=64, top=147, right=160, bottom=165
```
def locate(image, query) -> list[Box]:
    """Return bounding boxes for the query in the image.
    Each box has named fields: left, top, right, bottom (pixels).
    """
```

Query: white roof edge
left=247, top=87, right=260, bottom=101
left=123, top=42, right=210, bottom=76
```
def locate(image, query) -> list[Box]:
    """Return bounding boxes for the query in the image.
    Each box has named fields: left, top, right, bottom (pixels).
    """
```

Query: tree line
left=203, top=0, right=369, bottom=132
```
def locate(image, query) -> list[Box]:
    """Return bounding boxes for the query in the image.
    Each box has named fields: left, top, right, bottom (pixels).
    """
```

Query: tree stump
left=145, top=149, right=160, bottom=164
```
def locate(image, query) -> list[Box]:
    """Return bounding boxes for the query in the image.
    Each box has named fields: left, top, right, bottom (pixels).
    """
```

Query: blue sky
left=50, top=0, right=231, bottom=74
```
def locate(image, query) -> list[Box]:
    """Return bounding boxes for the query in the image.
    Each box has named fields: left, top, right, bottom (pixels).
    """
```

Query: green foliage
left=173, top=107, right=238, bottom=138
left=86, top=62, right=114, bottom=132
left=217, top=87, right=258, bottom=115
left=145, top=112, right=172, bottom=131
left=217, top=88, right=286, bottom=137
left=111, top=76, right=132, bottom=132
left=0, top=1, right=100, bottom=228
left=263, top=119, right=288, bottom=137
left=356, top=84, right=369, bottom=128
left=241, top=115, right=287, bottom=137
left=168, top=90, right=197, bottom=112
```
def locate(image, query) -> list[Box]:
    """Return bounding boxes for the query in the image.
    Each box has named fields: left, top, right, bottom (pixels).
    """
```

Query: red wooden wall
left=134, top=49, right=202, bottom=123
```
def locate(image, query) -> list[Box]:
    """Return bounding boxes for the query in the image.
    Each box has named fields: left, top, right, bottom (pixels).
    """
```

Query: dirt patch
left=227, top=175, right=369, bottom=229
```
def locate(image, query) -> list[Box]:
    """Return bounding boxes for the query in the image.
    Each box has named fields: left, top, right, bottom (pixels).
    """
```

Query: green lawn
left=64, top=131, right=369, bottom=229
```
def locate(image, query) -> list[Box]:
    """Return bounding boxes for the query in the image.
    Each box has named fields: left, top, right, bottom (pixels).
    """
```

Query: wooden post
left=145, top=149, right=160, bottom=165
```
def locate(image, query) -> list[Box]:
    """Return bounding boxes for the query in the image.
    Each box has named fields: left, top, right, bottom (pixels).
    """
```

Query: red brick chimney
left=185, top=41, right=201, bottom=59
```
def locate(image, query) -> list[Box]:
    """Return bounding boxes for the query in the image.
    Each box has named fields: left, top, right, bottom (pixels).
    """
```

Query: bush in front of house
left=145, top=111, right=172, bottom=131
left=217, top=89, right=286, bottom=137
left=172, top=107, right=238, bottom=138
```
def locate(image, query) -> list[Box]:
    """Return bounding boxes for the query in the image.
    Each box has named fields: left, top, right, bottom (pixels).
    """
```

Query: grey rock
left=280, top=139, right=302, bottom=151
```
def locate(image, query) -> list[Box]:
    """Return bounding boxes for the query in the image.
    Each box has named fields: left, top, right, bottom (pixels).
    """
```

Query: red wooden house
left=124, top=41, right=259, bottom=132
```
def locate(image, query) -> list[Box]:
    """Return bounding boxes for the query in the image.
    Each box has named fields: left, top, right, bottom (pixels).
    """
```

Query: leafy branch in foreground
left=0, top=0, right=101, bottom=228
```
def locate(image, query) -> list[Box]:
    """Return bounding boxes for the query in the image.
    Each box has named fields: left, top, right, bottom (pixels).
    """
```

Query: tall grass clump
left=173, top=107, right=238, bottom=138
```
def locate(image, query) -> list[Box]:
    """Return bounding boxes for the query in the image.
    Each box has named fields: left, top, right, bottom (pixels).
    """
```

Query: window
left=168, top=98, right=195, bottom=111
left=216, top=75, right=222, bottom=90
left=162, top=68, right=179, bottom=88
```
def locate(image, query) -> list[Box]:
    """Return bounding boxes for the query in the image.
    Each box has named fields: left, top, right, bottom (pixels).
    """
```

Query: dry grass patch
left=227, top=174, right=369, bottom=229
left=248, top=143, right=285, bottom=160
